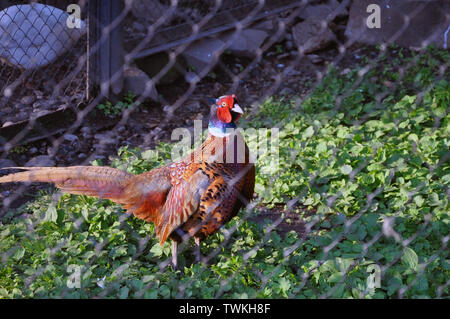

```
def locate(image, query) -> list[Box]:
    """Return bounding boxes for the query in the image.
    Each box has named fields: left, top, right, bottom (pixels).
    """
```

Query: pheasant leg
left=171, top=241, right=178, bottom=269
left=194, top=237, right=202, bottom=263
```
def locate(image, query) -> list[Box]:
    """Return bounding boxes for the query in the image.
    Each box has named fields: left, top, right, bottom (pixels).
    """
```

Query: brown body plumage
left=0, top=95, right=255, bottom=268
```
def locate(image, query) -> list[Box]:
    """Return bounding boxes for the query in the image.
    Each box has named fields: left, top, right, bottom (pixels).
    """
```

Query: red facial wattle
left=216, top=95, right=234, bottom=123
left=217, top=106, right=232, bottom=123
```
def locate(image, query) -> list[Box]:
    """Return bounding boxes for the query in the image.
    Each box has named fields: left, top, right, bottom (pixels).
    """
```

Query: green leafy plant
left=0, top=46, right=448, bottom=299
left=8, top=145, right=29, bottom=154
left=96, top=91, right=137, bottom=118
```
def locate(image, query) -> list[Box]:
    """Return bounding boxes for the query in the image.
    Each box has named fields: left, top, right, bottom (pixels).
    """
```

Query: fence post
left=87, top=0, right=124, bottom=101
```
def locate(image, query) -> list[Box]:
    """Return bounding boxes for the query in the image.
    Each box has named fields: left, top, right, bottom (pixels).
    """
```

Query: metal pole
left=87, top=0, right=124, bottom=100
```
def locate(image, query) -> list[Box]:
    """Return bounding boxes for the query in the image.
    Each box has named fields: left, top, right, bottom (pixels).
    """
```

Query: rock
left=121, top=140, right=132, bottom=147
left=184, top=71, right=200, bottom=83
left=307, top=54, right=324, bottom=64
left=80, top=127, right=91, bottom=134
left=15, top=111, right=28, bottom=122
left=340, top=68, right=351, bottom=76
left=1, top=106, right=12, bottom=114
left=13, top=103, right=24, bottom=111
left=279, top=87, right=294, bottom=96
left=299, top=4, right=332, bottom=20
left=32, top=101, right=43, bottom=109
left=252, top=19, right=274, bottom=32
left=221, top=29, right=268, bottom=57
left=94, top=133, right=116, bottom=144
left=345, top=0, right=450, bottom=49
left=298, top=0, right=349, bottom=21
left=277, top=52, right=291, bottom=60
left=33, top=110, right=51, bottom=118
left=34, top=90, right=44, bottom=99
left=182, top=38, right=224, bottom=73
left=25, top=155, right=55, bottom=167
left=135, top=52, right=182, bottom=85
left=0, top=3, right=86, bottom=69
left=80, top=127, right=92, bottom=140
left=56, top=104, right=69, bottom=111
left=20, top=95, right=35, bottom=105
left=2, top=121, right=14, bottom=127
left=292, top=19, right=336, bottom=53
left=63, top=134, right=79, bottom=143
left=286, top=69, right=301, bottom=77
left=46, top=99, right=58, bottom=107
left=0, top=159, right=16, bottom=168
left=123, top=66, right=159, bottom=101
left=132, top=21, right=146, bottom=33
left=131, top=0, right=171, bottom=25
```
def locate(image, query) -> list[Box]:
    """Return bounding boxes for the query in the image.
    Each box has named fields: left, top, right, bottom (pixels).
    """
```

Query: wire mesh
left=0, top=0, right=449, bottom=300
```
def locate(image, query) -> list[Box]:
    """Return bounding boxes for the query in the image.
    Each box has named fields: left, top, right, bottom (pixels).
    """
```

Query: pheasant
left=0, top=94, right=255, bottom=268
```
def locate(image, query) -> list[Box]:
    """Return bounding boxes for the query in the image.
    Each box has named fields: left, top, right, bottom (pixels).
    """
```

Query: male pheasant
left=0, top=94, right=255, bottom=268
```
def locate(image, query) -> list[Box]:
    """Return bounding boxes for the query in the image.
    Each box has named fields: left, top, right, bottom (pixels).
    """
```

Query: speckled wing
left=184, top=162, right=254, bottom=239
left=155, top=163, right=211, bottom=244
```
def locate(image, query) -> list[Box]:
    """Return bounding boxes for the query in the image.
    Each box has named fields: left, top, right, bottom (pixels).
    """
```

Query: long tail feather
left=0, top=166, right=173, bottom=237
left=0, top=166, right=135, bottom=203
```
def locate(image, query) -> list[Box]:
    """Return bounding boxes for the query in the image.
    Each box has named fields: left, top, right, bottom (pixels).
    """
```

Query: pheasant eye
left=221, top=102, right=227, bottom=107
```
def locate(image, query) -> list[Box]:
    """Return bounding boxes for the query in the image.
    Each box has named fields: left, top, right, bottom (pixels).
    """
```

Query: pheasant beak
left=231, top=103, right=243, bottom=114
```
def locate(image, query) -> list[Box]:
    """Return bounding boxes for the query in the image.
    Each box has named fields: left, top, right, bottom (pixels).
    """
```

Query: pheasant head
left=208, top=94, right=244, bottom=137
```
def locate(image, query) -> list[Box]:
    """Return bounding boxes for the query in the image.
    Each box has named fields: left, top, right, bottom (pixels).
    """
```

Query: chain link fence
left=0, top=0, right=449, bottom=299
